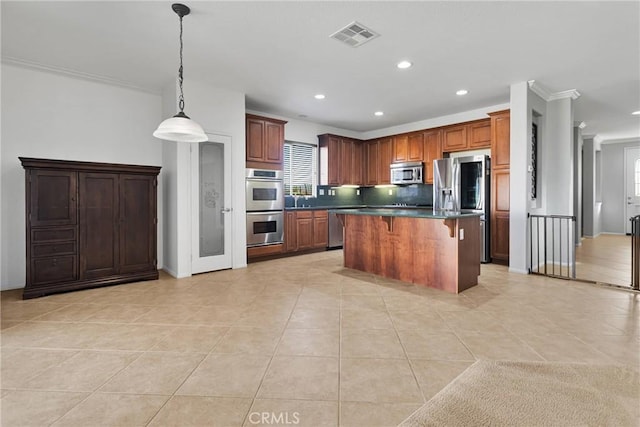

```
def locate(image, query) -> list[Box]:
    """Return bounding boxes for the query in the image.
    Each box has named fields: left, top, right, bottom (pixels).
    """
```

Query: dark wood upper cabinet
left=442, top=119, right=491, bottom=153
left=340, top=139, right=353, bottom=186
left=407, top=132, right=425, bottom=162
left=20, top=157, right=160, bottom=299
left=392, top=133, right=423, bottom=163
left=351, top=141, right=364, bottom=186
left=442, top=125, right=468, bottom=152
left=246, top=114, right=287, bottom=169
left=365, top=141, right=379, bottom=186
left=319, top=134, right=341, bottom=186
left=246, top=118, right=265, bottom=162
left=319, top=135, right=364, bottom=186
left=468, top=120, right=492, bottom=149
left=392, top=134, right=409, bottom=162
left=423, top=129, right=442, bottom=184
left=265, top=121, right=284, bottom=163
left=490, top=111, right=511, bottom=169
left=377, top=137, right=393, bottom=185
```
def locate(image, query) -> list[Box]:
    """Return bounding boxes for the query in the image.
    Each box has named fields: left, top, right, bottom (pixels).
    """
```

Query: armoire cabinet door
left=119, top=174, right=157, bottom=273
left=29, top=170, right=77, bottom=227
left=79, top=172, right=119, bottom=279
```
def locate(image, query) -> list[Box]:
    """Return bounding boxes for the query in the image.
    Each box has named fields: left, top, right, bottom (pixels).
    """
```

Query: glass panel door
left=191, top=134, right=232, bottom=274
left=459, top=161, right=483, bottom=210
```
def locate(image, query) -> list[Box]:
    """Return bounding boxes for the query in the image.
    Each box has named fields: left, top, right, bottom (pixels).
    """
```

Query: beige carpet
left=399, top=360, right=639, bottom=427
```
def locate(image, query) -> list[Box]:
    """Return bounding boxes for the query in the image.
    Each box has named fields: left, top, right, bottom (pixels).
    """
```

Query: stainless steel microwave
left=390, top=161, right=423, bottom=184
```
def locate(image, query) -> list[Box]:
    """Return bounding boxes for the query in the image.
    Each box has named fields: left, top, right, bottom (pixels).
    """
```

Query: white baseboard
left=508, top=267, right=529, bottom=274
left=161, top=267, right=190, bottom=279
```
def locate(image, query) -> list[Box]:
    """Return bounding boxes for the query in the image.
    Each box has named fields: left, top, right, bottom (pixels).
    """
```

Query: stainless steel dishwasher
left=328, top=211, right=344, bottom=249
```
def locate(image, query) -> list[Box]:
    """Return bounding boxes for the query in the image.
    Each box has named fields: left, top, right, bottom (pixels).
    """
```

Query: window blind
left=284, top=142, right=317, bottom=196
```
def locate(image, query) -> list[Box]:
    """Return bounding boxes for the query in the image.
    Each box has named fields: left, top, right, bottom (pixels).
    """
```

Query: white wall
left=573, top=125, right=583, bottom=243
left=0, top=64, right=163, bottom=291
left=361, top=103, right=511, bottom=140
left=162, top=78, right=246, bottom=278
left=509, top=82, right=529, bottom=273
left=601, top=140, right=640, bottom=233
left=510, top=82, right=578, bottom=273
left=582, top=136, right=602, bottom=237
left=543, top=98, right=574, bottom=215
left=246, top=109, right=359, bottom=144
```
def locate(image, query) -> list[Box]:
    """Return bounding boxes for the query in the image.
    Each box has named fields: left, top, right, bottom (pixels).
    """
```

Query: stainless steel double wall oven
left=245, top=169, right=284, bottom=247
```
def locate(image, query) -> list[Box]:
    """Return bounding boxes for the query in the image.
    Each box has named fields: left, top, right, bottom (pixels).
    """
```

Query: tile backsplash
left=285, top=184, right=433, bottom=208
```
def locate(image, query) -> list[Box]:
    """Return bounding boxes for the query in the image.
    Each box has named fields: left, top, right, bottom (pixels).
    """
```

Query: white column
left=509, top=81, right=530, bottom=274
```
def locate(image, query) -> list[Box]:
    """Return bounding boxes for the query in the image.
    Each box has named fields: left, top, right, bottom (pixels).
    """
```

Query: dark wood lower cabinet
left=284, top=209, right=328, bottom=253
left=20, top=158, right=161, bottom=299
left=491, top=168, right=510, bottom=264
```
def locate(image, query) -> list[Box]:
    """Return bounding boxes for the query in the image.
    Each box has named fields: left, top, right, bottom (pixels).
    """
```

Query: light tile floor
left=1, top=250, right=638, bottom=426
left=576, top=234, right=632, bottom=287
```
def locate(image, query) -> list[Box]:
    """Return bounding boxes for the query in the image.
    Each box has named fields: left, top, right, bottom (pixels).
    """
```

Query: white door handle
left=221, top=207, right=233, bottom=213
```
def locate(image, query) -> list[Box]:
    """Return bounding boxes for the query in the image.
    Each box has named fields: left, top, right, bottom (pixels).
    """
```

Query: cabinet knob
left=52, top=258, right=57, bottom=265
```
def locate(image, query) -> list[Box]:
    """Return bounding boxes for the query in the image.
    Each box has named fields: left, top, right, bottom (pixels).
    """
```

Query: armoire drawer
left=32, top=242, right=77, bottom=258
left=32, top=226, right=77, bottom=243
left=31, top=256, right=77, bottom=285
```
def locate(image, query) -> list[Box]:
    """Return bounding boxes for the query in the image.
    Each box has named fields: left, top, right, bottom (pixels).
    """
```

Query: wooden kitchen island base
left=336, top=210, right=481, bottom=294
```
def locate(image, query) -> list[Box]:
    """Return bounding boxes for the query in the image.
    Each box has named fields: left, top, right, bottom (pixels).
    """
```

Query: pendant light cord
left=177, top=14, right=185, bottom=113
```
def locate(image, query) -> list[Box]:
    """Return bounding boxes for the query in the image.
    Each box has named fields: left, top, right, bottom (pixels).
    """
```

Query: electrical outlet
left=460, top=229, right=464, bottom=240
left=319, top=189, right=325, bottom=196
left=388, top=189, right=393, bottom=195
left=356, top=189, right=360, bottom=196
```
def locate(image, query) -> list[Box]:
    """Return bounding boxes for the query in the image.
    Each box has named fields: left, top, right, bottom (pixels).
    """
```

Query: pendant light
left=153, top=3, right=207, bottom=143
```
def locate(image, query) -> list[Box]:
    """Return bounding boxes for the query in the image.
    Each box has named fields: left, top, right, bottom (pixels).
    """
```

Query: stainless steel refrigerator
left=434, top=155, right=491, bottom=263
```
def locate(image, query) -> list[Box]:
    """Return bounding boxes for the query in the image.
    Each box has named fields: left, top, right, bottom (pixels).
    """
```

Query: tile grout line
left=239, top=283, right=305, bottom=427
left=41, top=346, right=148, bottom=426
left=338, top=280, right=344, bottom=427
left=380, top=290, right=429, bottom=406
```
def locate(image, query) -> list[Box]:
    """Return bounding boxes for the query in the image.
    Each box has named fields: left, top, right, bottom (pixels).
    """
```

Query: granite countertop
left=327, top=208, right=481, bottom=219
left=284, top=205, right=366, bottom=211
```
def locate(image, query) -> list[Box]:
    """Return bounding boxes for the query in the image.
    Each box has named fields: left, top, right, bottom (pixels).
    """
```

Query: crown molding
left=1, top=56, right=161, bottom=95
left=528, top=80, right=580, bottom=101
left=598, top=136, right=640, bottom=145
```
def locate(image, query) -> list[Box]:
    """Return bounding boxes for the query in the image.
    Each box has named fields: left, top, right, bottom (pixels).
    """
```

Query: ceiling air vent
left=330, top=21, right=380, bottom=48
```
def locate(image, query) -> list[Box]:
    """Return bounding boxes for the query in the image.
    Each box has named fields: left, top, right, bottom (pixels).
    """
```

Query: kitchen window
left=284, top=141, right=317, bottom=196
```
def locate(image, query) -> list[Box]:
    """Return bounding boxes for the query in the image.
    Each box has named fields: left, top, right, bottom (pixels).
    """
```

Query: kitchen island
left=330, top=208, right=481, bottom=294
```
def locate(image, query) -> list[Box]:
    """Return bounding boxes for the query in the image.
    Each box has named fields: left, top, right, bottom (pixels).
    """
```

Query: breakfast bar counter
left=330, top=209, right=481, bottom=294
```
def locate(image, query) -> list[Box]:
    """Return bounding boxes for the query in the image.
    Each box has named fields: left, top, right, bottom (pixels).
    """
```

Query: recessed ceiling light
left=632, top=110, right=640, bottom=115
left=456, top=89, right=468, bottom=96
left=374, top=111, right=384, bottom=116
left=314, top=94, right=325, bottom=100
left=397, top=61, right=412, bottom=69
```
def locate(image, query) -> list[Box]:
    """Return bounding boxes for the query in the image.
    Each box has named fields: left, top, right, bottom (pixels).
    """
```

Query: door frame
left=190, top=133, right=233, bottom=274
left=623, top=146, right=640, bottom=234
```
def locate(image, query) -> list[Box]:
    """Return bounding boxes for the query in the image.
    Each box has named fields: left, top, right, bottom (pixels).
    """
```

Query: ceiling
left=2, top=1, right=639, bottom=141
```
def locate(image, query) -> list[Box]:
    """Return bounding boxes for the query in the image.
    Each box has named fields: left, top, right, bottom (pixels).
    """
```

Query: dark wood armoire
left=20, top=157, right=161, bottom=299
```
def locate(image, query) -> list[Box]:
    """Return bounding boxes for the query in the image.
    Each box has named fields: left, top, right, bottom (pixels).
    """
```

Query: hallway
left=576, top=234, right=631, bottom=287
